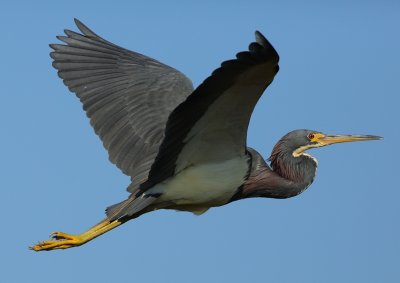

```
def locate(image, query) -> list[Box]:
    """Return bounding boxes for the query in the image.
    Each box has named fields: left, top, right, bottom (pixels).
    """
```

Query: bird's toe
left=30, top=232, right=83, bottom=251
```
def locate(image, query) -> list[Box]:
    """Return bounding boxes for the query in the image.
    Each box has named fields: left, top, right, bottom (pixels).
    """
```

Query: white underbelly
left=149, top=156, right=249, bottom=206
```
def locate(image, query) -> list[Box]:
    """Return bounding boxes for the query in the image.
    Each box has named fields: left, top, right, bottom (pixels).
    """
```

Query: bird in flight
left=31, top=19, right=381, bottom=251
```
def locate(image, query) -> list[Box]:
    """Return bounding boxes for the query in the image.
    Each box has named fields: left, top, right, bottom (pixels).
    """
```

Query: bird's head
left=268, top=129, right=382, bottom=184
left=271, top=129, right=382, bottom=160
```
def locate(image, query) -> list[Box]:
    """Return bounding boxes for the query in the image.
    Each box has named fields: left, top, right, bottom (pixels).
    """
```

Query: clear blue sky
left=1, top=1, right=399, bottom=282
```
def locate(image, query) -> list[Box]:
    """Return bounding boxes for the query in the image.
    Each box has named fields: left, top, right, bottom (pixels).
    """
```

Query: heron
left=31, top=19, right=381, bottom=251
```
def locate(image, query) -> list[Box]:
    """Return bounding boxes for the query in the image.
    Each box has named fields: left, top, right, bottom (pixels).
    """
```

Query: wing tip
left=49, top=43, right=57, bottom=50
left=254, top=30, right=279, bottom=62
left=73, top=18, right=101, bottom=39
left=255, top=31, right=267, bottom=45
left=74, top=18, right=87, bottom=33
left=74, top=18, right=82, bottom=26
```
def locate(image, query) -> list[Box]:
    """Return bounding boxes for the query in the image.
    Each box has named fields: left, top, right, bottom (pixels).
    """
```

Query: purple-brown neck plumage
left=231, top=145, right=317, bottom=201
left=269, top=139, right=317, bottom=186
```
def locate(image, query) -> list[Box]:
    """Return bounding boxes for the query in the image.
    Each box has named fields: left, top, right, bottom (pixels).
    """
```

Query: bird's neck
left=232, top=147, right=317, bottom=201
left=269, top=148, right=317, bottom=187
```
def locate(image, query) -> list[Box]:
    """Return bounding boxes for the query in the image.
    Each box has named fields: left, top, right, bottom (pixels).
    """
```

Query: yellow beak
left=318, top=134, right=383, bottom=146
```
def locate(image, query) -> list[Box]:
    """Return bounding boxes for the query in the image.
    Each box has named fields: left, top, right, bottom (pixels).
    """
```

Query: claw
left=30, top=219, right=122, bottom=252
left=30, top=232, right=84, bottom=251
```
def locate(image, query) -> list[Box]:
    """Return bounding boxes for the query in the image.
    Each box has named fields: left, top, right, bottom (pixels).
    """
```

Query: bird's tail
left=105, top=200, right=128, bottom=219
left=105, top=192, right=159, bottom=221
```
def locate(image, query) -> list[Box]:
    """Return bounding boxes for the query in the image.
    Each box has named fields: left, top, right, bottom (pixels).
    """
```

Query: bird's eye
left=308, top=133, right=315, bottom=140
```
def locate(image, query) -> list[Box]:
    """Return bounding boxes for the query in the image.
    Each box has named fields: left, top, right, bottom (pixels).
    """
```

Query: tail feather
left=105, top=193, right=159, bottom=221
left=105, top=200, right=128, bottom=218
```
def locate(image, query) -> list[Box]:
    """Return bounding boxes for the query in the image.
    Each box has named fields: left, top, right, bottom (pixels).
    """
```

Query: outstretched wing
left=141, top=31, right=279, bottom=190
left=50, top=19, right=194, bottom=189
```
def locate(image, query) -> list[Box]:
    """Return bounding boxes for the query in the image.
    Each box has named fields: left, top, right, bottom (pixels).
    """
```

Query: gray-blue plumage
left=30, top=19, right=381, bottom=252
left=51, top=19, right=194, bottom=190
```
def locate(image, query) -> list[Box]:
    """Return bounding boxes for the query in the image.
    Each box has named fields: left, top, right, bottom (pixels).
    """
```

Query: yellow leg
left=30, top=218, right=123, bottom=251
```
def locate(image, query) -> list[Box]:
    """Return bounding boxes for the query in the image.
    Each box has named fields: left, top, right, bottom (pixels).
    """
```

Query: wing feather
left=51, top=19, right=194, bottom=190
left=141, top=31, right=279, bottom=190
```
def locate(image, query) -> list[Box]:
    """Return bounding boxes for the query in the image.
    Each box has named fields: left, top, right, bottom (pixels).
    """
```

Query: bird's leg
left=30, top=218, right=124, bottom=251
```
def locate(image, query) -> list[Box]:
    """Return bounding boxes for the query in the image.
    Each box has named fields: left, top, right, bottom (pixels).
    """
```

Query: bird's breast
left=150, top=156, right=249, bottom=211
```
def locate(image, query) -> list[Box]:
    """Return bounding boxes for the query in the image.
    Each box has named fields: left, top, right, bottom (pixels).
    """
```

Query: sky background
left=1, top=1, right=399, bottom=282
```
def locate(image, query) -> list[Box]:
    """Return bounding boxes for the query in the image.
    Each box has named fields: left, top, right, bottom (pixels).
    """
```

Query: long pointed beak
left=318, top=134, right=383, bottom=146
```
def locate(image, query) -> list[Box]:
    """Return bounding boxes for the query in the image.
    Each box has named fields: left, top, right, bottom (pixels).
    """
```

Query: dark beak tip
left=358, top=135, right=383, bottom=142
left=370, top=135, right=383, bottom=140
